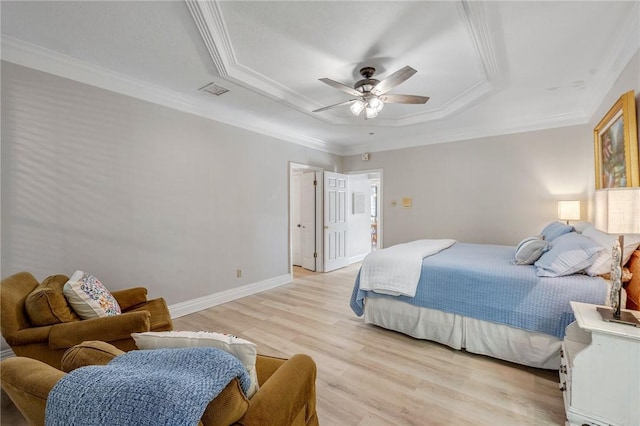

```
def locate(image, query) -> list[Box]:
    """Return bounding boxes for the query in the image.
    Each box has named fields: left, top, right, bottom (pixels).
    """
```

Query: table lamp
left=594, top=188, right=640, bottom=326
left=558, top=201, right=581, bottom=224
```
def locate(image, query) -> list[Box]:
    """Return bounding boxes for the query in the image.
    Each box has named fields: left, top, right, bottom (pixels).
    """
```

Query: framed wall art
left=593, top=90, right=639, bottom=189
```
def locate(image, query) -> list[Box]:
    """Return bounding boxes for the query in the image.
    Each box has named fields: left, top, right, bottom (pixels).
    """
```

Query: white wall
left=343, top=50, right=640, bottom=248
left=347, top=173, right=372, bottom=262
left=1, top=61, right=342, bottom=303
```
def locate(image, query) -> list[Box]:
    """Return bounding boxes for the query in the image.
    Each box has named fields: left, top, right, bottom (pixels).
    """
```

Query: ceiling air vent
left=199, top=82, right=229, bottom=96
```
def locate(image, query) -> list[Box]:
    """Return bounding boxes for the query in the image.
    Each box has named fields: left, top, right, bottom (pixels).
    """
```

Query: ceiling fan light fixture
left=315, top=65, right=428, bottom=118
left=365, top=107, right=378, bottom=119
left=368, top=96, right=384, bottom=112
left=350, top=100, right=365, bottom=116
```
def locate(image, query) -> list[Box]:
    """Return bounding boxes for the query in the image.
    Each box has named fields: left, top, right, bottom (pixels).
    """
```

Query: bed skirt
left=363, top=297, right=563, bottom=370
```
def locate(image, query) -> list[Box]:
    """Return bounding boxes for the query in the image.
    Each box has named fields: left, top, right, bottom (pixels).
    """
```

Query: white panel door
left=301, top=171, right=316, bottom=271
left=324, top=171, right=349, bottom=272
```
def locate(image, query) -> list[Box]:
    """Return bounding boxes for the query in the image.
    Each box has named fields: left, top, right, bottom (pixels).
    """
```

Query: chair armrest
left=48, top=311, right=151, bottom=349
left=1, top=357, right=65, bottom=426
left=3, top=325, right=51, bottom=346
left=237, top=354, right=317, bottom=426
left=111, top=287, right=148, bottom=311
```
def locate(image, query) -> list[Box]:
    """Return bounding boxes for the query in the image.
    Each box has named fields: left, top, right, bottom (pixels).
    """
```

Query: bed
left=350, top=223, right=640, bottom=370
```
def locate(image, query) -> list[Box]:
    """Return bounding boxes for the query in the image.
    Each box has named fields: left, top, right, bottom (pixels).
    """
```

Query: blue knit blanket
left=45, top=347, right=251, bottom=426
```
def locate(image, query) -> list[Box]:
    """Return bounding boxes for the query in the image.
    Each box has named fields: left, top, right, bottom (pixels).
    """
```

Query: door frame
left=289, top=162, right=324, bottom=274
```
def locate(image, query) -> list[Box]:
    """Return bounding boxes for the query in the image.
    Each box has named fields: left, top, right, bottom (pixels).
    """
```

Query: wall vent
left=199, top=82, right=229, bottom=96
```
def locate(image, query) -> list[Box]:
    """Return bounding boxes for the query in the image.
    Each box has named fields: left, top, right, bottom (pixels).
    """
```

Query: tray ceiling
left=1, top=1, right=638, bottom=155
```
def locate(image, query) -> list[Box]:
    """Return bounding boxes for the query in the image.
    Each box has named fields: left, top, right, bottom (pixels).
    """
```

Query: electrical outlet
left=236, top=269, right=242, bottom=278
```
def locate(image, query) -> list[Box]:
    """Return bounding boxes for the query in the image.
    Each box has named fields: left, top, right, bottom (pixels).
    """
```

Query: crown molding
left=2, top=0, right=637, bottom=159
left=582, top=2, right=640, bottom=122
left=340, top=110, right=588, bottom=156
left=187, top=0, right=501, bottom=126
left=185, top=0, right=322, bottom=114
left=0, top=36, right=335, bottom=154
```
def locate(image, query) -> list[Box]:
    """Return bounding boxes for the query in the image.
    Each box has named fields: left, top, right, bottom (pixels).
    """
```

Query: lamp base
left=597, top=306, right=640, bottom=327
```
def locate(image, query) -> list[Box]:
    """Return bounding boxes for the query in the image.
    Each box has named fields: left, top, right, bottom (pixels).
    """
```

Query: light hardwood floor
left=1, top=264, right=566, bottom=425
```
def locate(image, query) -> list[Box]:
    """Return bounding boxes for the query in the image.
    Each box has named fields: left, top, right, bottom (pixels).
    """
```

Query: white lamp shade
left=368, top=96, right=384, bottom=112
left=558, top=200, right=580, bottom=221
left=594, top=188, right=640, bottom=234
left=365, top=107, right=378, bottom=119
left=350, top=100, right=365, bottom=116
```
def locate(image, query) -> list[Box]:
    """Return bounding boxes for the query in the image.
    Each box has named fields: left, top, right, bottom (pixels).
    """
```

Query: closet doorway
left=290, top=163, right=323, bottom=272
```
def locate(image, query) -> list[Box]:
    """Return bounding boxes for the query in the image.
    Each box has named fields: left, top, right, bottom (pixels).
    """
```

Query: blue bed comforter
left=350, top=243, right=608, bottom=338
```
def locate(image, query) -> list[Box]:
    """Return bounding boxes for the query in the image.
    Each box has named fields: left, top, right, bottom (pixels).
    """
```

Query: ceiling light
left=350, top=100, right=365, bottom=116
left=368, top=96, right=384, bottom=112
left=365, top=107, right=378, bottom=119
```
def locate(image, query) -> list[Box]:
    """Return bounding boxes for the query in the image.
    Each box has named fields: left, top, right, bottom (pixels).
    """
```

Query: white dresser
left=560, top=302, right=640, bottom=426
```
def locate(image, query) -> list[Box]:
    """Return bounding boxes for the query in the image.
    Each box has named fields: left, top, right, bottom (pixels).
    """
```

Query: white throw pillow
left=63, top=271, right=121, bottom=319
left=132, top=330, right=259, bottom=398
left=582, top=225, right=640, bottom=276
left=513, top=236, right=549, bottom=265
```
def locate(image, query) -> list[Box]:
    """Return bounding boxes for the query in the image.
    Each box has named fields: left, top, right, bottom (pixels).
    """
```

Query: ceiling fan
left=313, top=65, right=429, bottom=119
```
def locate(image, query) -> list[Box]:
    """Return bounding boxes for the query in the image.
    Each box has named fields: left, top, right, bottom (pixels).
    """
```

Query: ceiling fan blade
left=312, top=99, right=357, bottom=113
left=371, top=66, right=417, bottom=96
left=379, top=94, right=430, bottom=104
left=319, top=78, right=363, bottom=97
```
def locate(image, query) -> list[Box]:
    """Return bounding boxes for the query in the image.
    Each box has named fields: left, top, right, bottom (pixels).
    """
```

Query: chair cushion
left=25, top=275, right=79, bottom=326
left=132, top=330, right=258, bottom=398
left=63, top=271, right=121, bottom=319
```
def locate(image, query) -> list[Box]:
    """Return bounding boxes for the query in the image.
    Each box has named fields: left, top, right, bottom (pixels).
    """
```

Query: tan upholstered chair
left=1, top=341, right=318, bottom=426
left=0, top=271, right=173, bottom=369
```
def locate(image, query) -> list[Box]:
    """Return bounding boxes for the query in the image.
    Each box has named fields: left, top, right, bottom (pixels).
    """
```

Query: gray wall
left=343, top=50, right=640, bottom=247
left=2, top=48, right=638, bottom=352
left=1, top=62, right=341, bottom=302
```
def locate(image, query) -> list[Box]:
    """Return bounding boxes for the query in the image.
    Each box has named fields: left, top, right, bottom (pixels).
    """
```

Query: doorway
left=346, top=169, right=383, bottom=258
left=290, top=165, right=382, bottom=275
left=290, top=163, right=323, bottom=273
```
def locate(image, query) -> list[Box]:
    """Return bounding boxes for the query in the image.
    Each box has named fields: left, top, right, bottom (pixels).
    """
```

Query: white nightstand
left=560, top=302, right=640, bottom=426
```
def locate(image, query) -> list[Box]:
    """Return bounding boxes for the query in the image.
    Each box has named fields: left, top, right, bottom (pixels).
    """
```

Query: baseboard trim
left=168, top=273, right=292, bottom=319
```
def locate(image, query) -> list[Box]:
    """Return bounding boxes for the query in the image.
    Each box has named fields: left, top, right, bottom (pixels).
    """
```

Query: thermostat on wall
left=362, top=153, right=370, bottom=161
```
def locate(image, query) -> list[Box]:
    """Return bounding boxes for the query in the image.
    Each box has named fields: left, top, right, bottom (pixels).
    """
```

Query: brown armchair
left=1, top=271, right=173, bottom=369
left=1, top=341, right=318, bottom=426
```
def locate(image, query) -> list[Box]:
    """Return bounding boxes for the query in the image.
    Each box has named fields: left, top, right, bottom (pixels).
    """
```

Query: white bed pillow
left=132, top=330, right=259, bottom=398
left=512, top=236, right=549, bottom=265
left=581, top=225, right=640, bottom=276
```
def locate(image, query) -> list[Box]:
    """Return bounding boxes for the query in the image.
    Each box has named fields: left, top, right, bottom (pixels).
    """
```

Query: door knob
left=297, top=224, right=301, bottom=227
left=324, top=226, right=329, bottom=229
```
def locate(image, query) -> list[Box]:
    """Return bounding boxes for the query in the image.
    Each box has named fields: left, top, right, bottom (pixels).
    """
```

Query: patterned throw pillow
left=131, top=330, right=259, bottom=398
left=63, top=271, right=121, bottom=319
